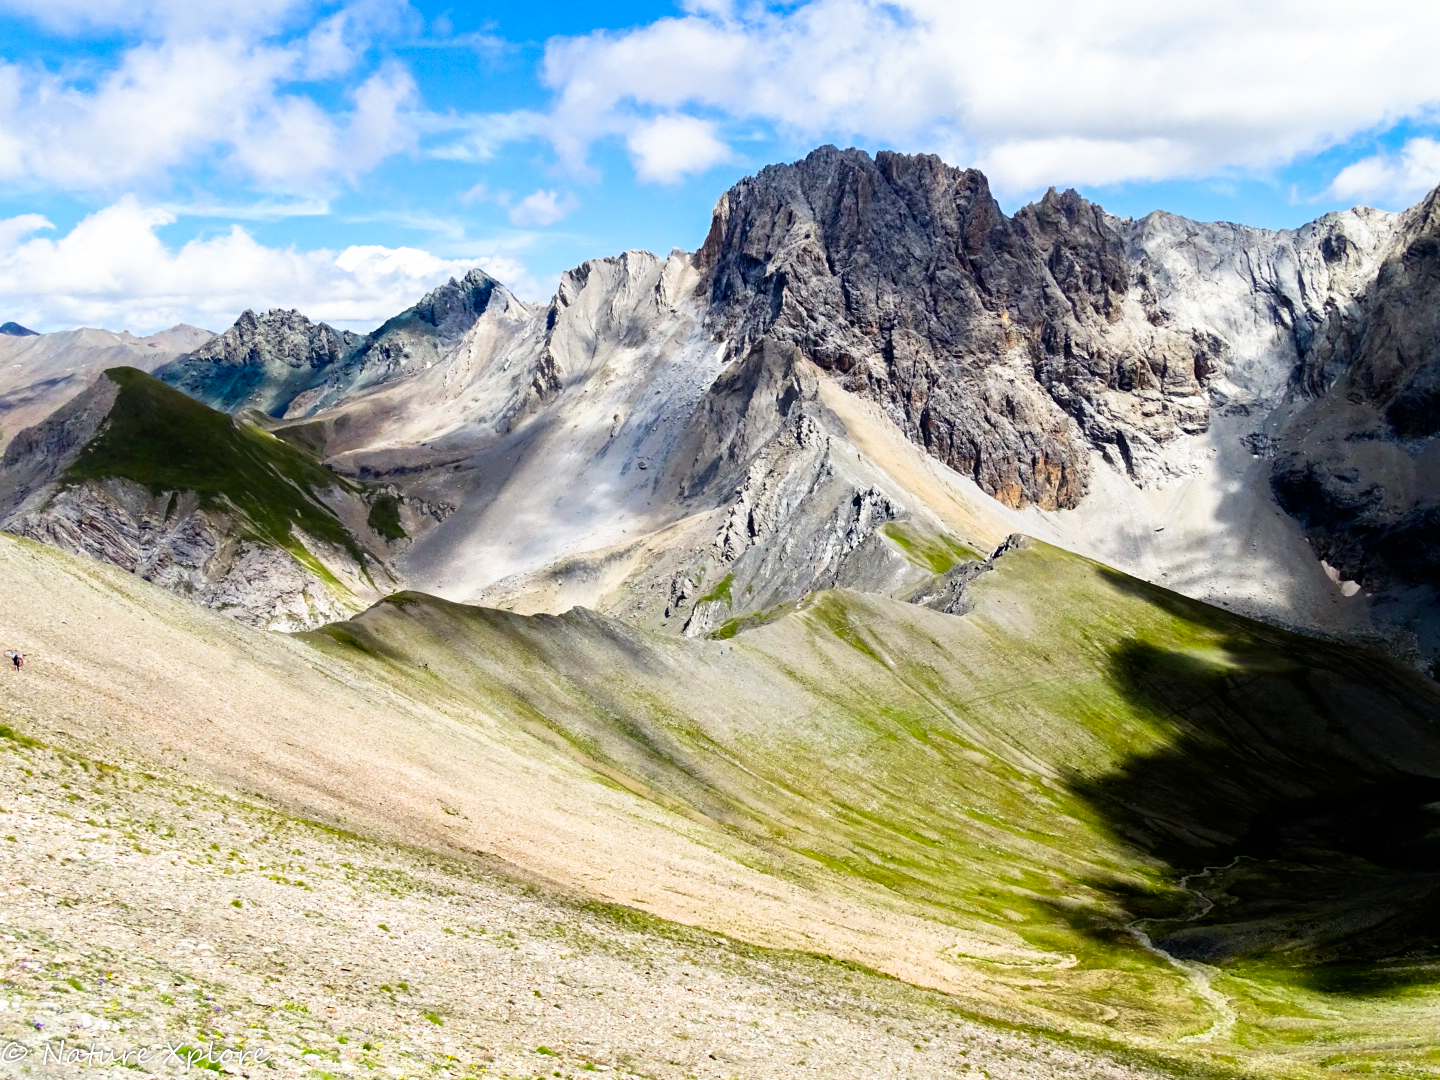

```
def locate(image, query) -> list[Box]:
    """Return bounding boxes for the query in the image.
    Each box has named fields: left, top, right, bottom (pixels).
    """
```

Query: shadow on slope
left=1066, top=568, right=1440, bottom=992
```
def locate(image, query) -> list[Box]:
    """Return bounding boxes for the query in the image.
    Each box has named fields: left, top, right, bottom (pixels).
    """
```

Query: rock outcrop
left=10, top=478, right=361, bottom=629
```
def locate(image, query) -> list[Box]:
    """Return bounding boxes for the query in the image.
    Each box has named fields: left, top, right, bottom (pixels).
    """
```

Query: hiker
left=10, top=653, right=21, bottom=672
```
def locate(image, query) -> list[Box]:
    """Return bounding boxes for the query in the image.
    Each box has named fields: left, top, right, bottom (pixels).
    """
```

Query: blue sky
left=2, top=0, right=1439, bottom=333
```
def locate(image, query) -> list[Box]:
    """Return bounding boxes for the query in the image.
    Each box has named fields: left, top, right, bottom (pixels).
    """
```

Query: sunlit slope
left=310, top=541, right=1440, bottom=1072
left=4, top=528, right=1439, bottom=1075
left=0, top=532, right=1106, bottom=1028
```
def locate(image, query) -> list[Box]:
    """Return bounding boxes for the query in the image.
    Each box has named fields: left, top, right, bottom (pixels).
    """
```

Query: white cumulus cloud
left=627, top=114, right=732, bottom=183
left=0, top=199, right=529, bottom=334
left=508, top=189, right=576, bottom=227
left=0, top=3, right=420, bottom=194
left=1328, top=138, right=1440, bottom=207
left=0, top=0, right=310, bottom=38
left=536, top=0, right=1440, bottom=195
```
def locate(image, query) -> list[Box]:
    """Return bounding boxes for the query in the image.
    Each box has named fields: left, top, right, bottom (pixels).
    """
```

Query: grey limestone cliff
left=696, top=146, right=1394, bottom=511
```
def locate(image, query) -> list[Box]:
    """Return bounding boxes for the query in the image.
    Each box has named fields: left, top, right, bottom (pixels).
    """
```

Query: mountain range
left=5, top=147, right=1435, bottom=666
left=1, top=146, right=1438, bottom=1076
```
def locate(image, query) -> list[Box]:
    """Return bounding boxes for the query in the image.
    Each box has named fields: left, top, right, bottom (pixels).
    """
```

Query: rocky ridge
left=697, top=148, right=1396, bottom=506
left=0, top=369, right=396, bottom=630
left=158, top=308, right=363, bottom=417
left=158, top=269, right=509, bottom=421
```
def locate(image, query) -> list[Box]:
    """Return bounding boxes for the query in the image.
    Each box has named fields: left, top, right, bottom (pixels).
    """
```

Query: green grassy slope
left=66, top=367, right=373, bottom=569
left=881, top=519, right=984, bottom=571
left=303, top=542, right=1440, bottom=1076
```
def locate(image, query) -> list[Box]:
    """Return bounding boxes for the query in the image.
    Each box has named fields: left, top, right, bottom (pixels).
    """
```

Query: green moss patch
left=366, top=493, right=406, bottom=541
left=697, top=572, right=734, bottom=606
left=710, top=599, right=804, bottom=639
left=881, top=521, right=982, bottom=573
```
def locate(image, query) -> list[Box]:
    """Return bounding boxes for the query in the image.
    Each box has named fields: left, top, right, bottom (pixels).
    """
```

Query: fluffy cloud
left=508, top=189, right=576, bottom=227
left=539, top=0, right=1440, bottom=194
left=0, top=199, right=525, bottom=333
left=627, top=114, right=731, bottom=183
left=1328, top=138, right=1440, bottom=207
left=0, top=0, right=309, bottom=37
left=0, top=2, right=419, bottom=193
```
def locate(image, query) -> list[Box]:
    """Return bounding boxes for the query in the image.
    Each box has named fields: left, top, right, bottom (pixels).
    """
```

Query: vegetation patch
left=697, top=572, right=734, bottom=606
left=881, top=521, right=982, bottom=573
left=710, top=599, right=804, bottom=639
left=0, top=724, right=44, bottom=749
left=64, top=368, right=370, bottom=568
left=366, top=493, right=406, bottom=541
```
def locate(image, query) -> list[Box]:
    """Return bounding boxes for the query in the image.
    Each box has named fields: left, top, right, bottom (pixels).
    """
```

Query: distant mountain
left=156, top=308, right=362, bottom=416
left=156, top=269, right=503, bottom=418
left=0, top=323, right=215, bottom=452
left=0, top=321, right=37, bottom=336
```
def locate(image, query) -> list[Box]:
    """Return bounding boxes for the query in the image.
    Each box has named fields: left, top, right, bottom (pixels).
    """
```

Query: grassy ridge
left=65, top=368, right=369, bottom=567
left=303, top=544, right=1440, bottom=1075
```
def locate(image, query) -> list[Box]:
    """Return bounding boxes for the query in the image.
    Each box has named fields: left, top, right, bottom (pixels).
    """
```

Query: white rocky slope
left=1024, top=205, right=1403, bottom=638
left=274, top=252, right=993, bottom=636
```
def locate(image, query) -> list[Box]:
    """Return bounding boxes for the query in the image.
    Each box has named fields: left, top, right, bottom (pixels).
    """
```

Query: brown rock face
left=696, top=146, right=1217, bottom=509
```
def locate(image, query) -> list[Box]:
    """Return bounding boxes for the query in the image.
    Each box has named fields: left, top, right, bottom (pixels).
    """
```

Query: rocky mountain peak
left=1269, top=181, right=1440, bottom=647
left=204, top=308, right=359, bottom=366
left=372, top=267, right=500, bottom=343
left=155, top=270, right=512, bottom=421
left=159, top=308, right=362, bottom=416
left=694, top=145, right=1194, bottom=510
